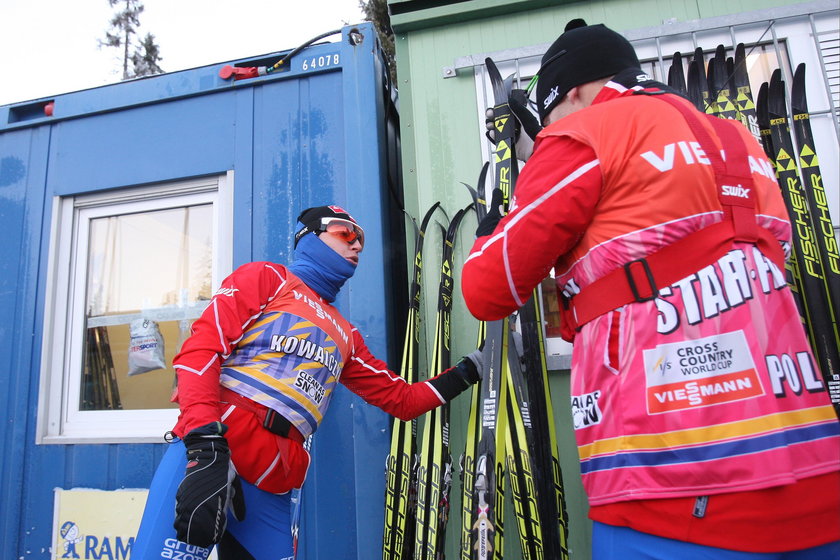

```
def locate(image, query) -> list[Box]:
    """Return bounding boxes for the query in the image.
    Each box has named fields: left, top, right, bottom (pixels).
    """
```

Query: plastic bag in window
left=128, top=318, right=166, bottom=375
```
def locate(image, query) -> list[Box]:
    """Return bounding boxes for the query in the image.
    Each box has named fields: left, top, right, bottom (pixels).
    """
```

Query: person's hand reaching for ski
left=485, top=89, right=542, bottom=160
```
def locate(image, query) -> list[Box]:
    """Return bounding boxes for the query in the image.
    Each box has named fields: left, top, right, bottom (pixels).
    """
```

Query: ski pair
left=383, top=201, right=472, bottom=560
left=463, top=58, right=570, bottom=560
left=383, top=202, right=439, bottom=560
left=756, top=65, right=840, bottom=415
left=678, top=46, right=838, bottom=414
left=414, top=205, right=472, bottom=560
left=678, top=44, right=759, bottom=141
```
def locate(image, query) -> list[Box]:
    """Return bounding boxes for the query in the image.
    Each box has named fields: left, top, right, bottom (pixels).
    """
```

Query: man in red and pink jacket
left=462, top=19, right=839, bottom=560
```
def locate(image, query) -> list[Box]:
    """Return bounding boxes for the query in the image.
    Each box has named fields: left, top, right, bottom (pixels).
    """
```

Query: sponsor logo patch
left=571, top=390, right=602, bottom=429
left=215, top=287, right=239, bottom=297
left=542, top=86, right=559, bottom=110
left=721, top=184, right=751, bottom=198
left=643, top=331, right=763, bottom=413
left=162, top=537, right=212, bottom=559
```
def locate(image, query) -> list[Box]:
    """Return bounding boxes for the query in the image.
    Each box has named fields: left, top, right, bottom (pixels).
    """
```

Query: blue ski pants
left=131, top=441, right=294, bottom=560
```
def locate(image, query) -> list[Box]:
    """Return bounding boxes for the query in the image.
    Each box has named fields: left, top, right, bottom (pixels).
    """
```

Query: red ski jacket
left=171, top=261, right=462, bottom=493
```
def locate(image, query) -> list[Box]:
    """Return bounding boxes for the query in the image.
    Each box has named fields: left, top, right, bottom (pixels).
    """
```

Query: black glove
left=509, top=89, right=542, bottom=141
left=174, top=422, right=246, bottom=548
left=476, top=188, right=504, bottom=238
left=428, top=350, right=483, bottom=401
left=485, top=88, right=542, bottom=143
left=461, top=348, right=483, bottom=383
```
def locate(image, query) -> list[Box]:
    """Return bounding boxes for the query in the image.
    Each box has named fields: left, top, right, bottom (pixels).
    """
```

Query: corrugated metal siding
left=0, top=22, right=404, bottom=559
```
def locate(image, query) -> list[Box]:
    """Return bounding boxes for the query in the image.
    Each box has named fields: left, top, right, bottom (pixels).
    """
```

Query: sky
left=0, top=0, right=366, bottom=106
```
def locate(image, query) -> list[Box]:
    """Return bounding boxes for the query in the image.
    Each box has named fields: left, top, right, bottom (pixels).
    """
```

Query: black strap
left=263, top=409, right=295, bottom=438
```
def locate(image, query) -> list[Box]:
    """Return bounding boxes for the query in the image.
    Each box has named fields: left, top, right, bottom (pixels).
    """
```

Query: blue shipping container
left=0, top=22, right=406, bottom=559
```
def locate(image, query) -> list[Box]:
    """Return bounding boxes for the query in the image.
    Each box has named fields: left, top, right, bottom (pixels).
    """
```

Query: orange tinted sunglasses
left=319, top=218, right=364, bottom=247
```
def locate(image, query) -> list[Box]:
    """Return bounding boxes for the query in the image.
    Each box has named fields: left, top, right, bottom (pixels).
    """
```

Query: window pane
left=540, top=276, right=562, bottom=339
left=81, top=205, right=213, bottom=411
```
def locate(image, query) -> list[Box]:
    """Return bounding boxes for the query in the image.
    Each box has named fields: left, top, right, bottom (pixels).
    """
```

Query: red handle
left=219, top=65, right=261, bottom=81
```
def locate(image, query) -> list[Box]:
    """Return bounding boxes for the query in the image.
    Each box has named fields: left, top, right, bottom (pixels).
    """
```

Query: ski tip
left=463, top=167, right=489, bottom=221
left=732, top=45, right=750, bottom=84
left=419, top=201, right=443, bottom=232
left=447, top=208, right=468, bottom=238
left=756, top=81, right=770, bottom=126
left=478, top=161, right=489, bottom=187
left=484, top=57, right=508, bottom=102
left=711, top=47, right=729, bottom=90
left=792, top=63, right=808, bottom=112
left=437, top=222, right=448, bottom=238
left=436, top=205, right=451, bottom=223
left=768, top=71, right=787, bottom=117
left=462, top=182, right=485, bottom=205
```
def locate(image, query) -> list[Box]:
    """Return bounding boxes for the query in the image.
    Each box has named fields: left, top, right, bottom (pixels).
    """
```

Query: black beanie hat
left=294, top=205, right=359, bottom=247
left=536, top=19, right=641, bottom=122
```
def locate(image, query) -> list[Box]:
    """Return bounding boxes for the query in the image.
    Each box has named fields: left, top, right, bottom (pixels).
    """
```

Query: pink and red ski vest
left=543, top=87, right=840, bottom=506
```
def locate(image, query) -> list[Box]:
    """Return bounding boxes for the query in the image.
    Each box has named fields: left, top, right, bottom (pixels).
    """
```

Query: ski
left=726, top=56, right=735, bottom=86
left=468, top=57, right=518, bottom=560
left=756, top=82, right=776, bottom=159
left=383, top=202, right=441, bottom=560
left=732, top=43, right=761, bottom=142
left=791, top=63, right=840, bottom=314
left=415, top=207, right=469, bottom=560
left=667, top=51, right=687, bottom=97
left=471, top=319, right=510, bottom=560
left=694, top=47, right=713, bottom=114
left=706, top=48, right=721, bottom=116
left=757, top=80, right=811, bottom=338
left=516, top=291, right=570, bottom=560
left=710, top=44, right=738, bottom=120
left=460, top=165, right=488, bottom=560
left=460, top=318, right=486, bottom=560
left=767, top=69, right=840, bottom=417
left=686, top=59, right=705, bottom=112
left=503, top=326, right=544, bottom=559
left=790, top=63, right=840, bottom=409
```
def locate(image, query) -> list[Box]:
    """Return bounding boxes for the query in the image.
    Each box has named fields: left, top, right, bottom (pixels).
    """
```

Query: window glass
left=81, top=205, right=213, bottom=411
left=540, top=276, right=562, bottom=339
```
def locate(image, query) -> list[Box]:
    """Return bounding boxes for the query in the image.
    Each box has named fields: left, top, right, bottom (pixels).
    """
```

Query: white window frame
left=37, top=172, right=234, bottom=444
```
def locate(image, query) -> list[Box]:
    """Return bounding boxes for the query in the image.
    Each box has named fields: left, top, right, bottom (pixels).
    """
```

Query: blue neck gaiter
left=288, top=232, right=356, bottom=303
